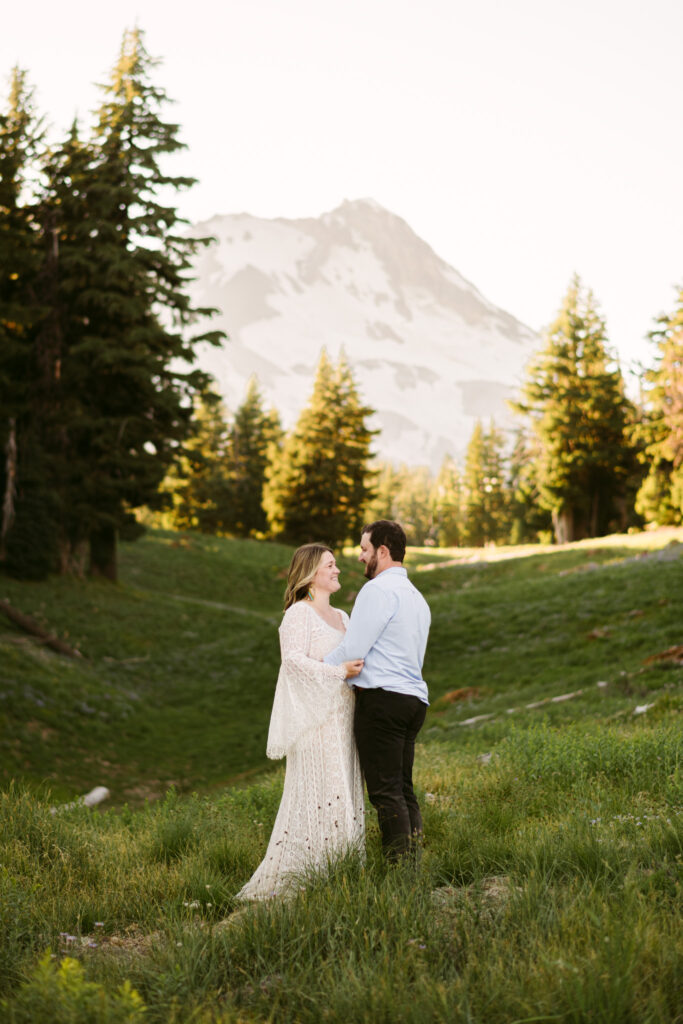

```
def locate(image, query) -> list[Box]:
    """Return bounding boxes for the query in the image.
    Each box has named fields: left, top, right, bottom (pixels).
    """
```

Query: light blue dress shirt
left=324, top=566, right=431, bottom=705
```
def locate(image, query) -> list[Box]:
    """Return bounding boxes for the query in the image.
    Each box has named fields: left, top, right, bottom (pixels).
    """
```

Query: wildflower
left=94, top=922, right=104, bottom=928
left=87, top=941, right=98, bottom=949
left=183, top=900, right=200, bottom=909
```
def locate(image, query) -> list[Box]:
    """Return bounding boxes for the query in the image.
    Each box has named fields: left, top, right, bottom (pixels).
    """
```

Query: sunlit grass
left=2, top=527, right=681, bottom=801
left=1, top=716, right=681, bottom=1021
left=1, top=526, right=682, bottom=1020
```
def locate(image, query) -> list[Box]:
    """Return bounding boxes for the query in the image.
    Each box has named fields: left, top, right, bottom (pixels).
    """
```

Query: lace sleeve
left=266, top=603, right=347, bottom=759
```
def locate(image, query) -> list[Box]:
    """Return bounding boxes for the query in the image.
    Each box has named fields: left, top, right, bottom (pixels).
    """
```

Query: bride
left=236, top=543, right=365, bottom=900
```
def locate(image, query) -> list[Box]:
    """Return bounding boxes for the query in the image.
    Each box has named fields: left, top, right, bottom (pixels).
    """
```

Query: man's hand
left=343, top=659, right=364, bottom=680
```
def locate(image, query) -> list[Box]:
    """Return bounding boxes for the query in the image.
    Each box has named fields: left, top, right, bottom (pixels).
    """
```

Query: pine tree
left=432, top=455, right=462, bottom=547
left=364, top=462, right=435, bottom=546
left=461, top=420, right=509, bottom=546
left=29, top=122, right=101, bottom=574
left=223, top=378, right=281, bottom=537
left=0, top=68, right=55, bottom=578
left=52, top=29, right=223, bottom=579
left=264, top=351, right=376, bottom=546
left=634, top=286, right=683, bottom=525
left=166, top=392, right=233, bottom=533
left=516, top=276, right=635, bottom=543
left=506, top=427, right=552, bottom=544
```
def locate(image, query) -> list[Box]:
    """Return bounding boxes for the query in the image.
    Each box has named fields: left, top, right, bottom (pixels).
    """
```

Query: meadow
left=1, top=528, right=682, bottom=1022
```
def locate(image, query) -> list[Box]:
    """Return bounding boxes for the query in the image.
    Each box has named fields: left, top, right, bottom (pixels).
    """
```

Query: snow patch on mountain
left=186, top=199, right=539, bottom=469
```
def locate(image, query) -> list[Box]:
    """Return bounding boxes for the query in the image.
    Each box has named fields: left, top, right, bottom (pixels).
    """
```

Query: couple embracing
left=237, top=519, right=431, bottom=901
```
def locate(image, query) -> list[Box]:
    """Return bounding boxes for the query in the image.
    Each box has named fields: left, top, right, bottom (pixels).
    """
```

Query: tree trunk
left=89, top=525, right=118, bottom=581
left=0, top=418, right=17, bottom=561
left=59, top=536, right=89, bottom=577
left=613, top=494, right=628, bottom=533
left=589, top=491, right=600, bottom=538
left=552, top=507, right=574, bottom=545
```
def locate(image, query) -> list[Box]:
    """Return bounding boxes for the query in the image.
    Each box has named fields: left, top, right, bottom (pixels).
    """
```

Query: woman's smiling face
left=312, top=552, right=341, bottom=594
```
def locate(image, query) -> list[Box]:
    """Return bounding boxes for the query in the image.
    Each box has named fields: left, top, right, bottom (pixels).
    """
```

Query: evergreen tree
left=50, top=29, right=222, bottom=579
left=506, top=427, right=552, bottom=544
left=29, top=122, right=101, bottom=574
left=223, top=378, right=281, bottom=537
left=634, top=286, right=683, bottom=524
left=364, top=461, right=401, bottom=522
left=166, top=392, right=233, bottom=533
left=432, top=455, right=462, bottom=547
left=0, top=68, right=55, bottom=577
left=264, top=351, right=376, bottom=546
left=516, top=276, right=635, bottom=543
left=461, top=420, right=509, bottom=546
left=364, top=461, right=435, bottom=546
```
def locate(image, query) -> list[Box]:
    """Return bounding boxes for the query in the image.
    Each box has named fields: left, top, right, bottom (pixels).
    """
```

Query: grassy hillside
left=2, top=528, right=681, bottom=801
left=1, top=528, right=682, bottom=1022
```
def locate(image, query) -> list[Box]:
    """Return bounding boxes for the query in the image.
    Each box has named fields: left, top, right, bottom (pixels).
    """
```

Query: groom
left=325, top=520, right=431, bottom=861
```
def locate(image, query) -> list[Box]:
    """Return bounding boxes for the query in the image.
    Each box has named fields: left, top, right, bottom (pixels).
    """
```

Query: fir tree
left=634, top=286, right=683, bottom=525
left=516, top=276, right=635, bottom=543
left=223, top=378, right=281, bottom=537
left=51, top=29, right=223, bottom=579
left=506, top=427, right=552, bottom=544
left=364, top=462, right=435, bottom=546
left=166, top=392, right=233, bottom=534
left=30, top=122, right=101, bottom=574
left=0, top=68, right=54, bottom=577
left=432, top=455, right=462, bottom=547
left=461, top=420, right=509, bottom=546
left=264, top=351, right=376, bottom=546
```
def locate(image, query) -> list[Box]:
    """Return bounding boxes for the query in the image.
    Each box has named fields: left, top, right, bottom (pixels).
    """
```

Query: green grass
left=2, top=528, right=681, bottom=800
left=1, top=526, right=682, bottom=1021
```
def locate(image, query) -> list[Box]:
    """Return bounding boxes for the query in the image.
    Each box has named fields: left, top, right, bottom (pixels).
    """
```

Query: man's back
left=340, top=566, right=430, bottom=704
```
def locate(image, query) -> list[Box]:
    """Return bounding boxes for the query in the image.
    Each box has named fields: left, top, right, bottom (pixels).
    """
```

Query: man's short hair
left=362, top=520, right=406, bottom=562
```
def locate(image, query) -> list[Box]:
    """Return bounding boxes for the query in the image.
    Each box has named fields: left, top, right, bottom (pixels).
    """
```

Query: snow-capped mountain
left=187, top=199, right=539, bottom=470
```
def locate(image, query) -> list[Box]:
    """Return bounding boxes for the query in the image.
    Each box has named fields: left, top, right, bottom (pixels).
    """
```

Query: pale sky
left=4, top=0, right=683, bottom=381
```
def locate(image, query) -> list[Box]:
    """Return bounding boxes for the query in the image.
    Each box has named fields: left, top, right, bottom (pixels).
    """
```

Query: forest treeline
left=155, top=271, right=681, bottom=551
left=1, top=32, right=681, bottom=581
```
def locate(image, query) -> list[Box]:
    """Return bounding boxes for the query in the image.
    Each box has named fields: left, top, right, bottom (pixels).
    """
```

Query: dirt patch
left=643, top=644, right=683, bottom=666
left=25, top=720, right=57, bottom=741
left=434, top=687, right=481, bottom=707
left=431, top=875, right=522, bottom=921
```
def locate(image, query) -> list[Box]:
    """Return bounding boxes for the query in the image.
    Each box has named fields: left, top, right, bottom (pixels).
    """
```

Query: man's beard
left=364, top=553, right=378, bottom=580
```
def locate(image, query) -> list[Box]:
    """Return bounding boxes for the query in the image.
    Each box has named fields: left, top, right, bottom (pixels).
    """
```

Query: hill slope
left=1, top=528, right=681, bottom=801
left=1, top=530, right=681, bottom=1022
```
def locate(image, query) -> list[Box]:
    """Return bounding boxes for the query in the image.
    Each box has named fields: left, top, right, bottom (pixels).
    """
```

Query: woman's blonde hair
left=283, top=543, right=334, bottom=610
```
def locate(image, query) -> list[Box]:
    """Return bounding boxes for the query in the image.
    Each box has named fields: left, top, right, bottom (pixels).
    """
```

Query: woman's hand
left=343, top=659, right=364, bottom=680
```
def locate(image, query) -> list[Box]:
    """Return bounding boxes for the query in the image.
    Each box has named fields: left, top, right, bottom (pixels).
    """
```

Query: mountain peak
left=187, top=203, right=538, bottom=469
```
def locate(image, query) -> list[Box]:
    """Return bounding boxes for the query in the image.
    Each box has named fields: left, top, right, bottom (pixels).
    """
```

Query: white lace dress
left=236, top=600, right=365, bottom=900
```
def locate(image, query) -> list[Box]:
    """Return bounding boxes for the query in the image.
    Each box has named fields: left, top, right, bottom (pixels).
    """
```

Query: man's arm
left=324, top=584, right=395, bottom=666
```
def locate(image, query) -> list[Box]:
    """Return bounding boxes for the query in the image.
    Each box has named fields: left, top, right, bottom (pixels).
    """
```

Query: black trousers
left=353, top=687, right=427, bottom=861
